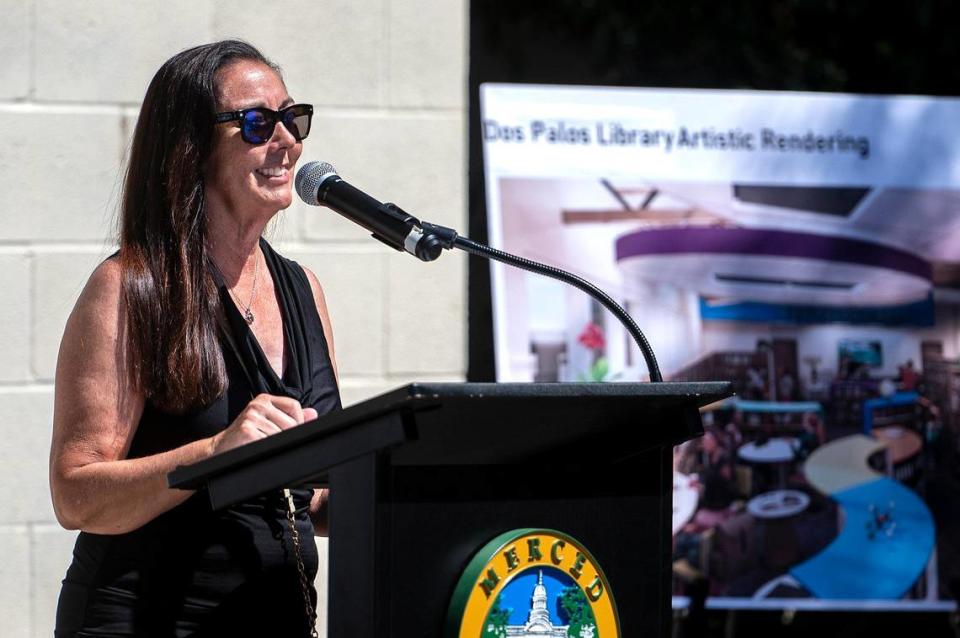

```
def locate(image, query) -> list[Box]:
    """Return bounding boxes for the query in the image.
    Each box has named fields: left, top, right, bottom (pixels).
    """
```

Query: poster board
left=480, top=83, right=960, bottom=611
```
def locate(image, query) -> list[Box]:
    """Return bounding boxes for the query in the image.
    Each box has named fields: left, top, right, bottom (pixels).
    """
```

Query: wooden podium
left=169, top=381, right=732, bottom=637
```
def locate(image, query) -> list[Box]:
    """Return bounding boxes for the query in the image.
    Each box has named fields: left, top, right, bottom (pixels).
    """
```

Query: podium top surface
left=169, top=381, right=732, bottom=493
left=356, top=381, right=731, bottom=411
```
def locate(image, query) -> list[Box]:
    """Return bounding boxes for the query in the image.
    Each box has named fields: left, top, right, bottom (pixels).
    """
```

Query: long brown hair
left=120, top=40, right=279, bottom=413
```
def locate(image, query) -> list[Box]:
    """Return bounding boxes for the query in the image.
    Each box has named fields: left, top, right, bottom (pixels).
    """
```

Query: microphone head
left=295, top=161, right=338, bottom=206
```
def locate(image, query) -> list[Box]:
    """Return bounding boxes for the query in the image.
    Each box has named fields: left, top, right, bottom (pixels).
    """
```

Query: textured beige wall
left=0, top=1, right=468, bottom=635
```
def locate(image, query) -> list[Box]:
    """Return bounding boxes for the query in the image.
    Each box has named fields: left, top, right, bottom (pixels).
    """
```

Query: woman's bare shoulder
left=58, top=255, right=127, bottom=373
left=301, top=265, right=325, bottom=301
left=72, top=255, right=123, bottom=328
left=300, top=265, right=338, bottom=374
left=301, top=267, right=334, bottom=326
left=85, top=254, right=122, bottom=299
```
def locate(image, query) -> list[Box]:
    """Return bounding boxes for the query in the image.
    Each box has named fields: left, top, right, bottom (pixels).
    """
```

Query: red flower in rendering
left=577, top=322, right=606, bottom=351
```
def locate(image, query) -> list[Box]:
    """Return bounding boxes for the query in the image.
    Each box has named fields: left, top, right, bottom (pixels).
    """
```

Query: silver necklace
left=218, top=250, right=261, bottom=325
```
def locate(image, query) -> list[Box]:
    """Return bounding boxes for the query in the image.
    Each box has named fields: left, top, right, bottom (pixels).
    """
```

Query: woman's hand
left=210, top=393, right=318, bottom=456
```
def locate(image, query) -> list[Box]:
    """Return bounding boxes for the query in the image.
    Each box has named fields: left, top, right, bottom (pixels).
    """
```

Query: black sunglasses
left=215, top=103, right=314, bottom=144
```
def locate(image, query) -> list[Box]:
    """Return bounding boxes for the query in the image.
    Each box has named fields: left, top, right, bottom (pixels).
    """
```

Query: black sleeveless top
left=55, top=240, right=341, bottom=638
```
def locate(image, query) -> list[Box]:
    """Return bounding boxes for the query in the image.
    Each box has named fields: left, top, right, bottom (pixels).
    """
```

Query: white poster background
left=481, top=84, right=960, bottom=382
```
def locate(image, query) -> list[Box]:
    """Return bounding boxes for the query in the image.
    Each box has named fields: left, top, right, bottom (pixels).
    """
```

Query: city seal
left=444, top=529, right=621, bottom=638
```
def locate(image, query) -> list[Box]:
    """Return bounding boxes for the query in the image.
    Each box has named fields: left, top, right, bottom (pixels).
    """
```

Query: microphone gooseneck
left=294, top=160, right=662, bottom=382
left=452, top=236, right=662, bottom=382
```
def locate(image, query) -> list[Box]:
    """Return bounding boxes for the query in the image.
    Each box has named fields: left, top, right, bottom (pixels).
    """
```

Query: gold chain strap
left=284, top=488, right=320, bottom=638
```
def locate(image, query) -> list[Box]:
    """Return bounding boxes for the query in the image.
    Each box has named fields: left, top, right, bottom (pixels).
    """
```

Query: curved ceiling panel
left=615, top=227, right=932, bottom=306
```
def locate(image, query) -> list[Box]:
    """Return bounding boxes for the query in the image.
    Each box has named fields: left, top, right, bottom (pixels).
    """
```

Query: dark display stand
left=169, top=381, right=732, bottom=638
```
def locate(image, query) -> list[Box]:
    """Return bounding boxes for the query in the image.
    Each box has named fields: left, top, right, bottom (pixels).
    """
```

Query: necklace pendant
left=244, top=308, right=255, bottom=324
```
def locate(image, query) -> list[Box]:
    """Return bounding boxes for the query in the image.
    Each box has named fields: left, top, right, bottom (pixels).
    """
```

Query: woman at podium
left=49, top=40, right=340, bottom=637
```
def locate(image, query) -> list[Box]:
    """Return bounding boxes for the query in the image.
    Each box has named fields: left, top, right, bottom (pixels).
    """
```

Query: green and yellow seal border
left=444, top=528, right=621, bottom=637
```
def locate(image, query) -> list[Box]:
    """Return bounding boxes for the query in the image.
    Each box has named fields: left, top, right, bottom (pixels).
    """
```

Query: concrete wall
left=0, top=1, right=468, bottom=635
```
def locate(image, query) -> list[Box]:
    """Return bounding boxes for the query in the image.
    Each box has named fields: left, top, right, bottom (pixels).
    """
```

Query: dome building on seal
left=504, top=571, right=570, bottom=638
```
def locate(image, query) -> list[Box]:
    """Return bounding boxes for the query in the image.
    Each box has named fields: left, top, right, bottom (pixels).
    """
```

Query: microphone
left=295, top=161, right=445, bottom=261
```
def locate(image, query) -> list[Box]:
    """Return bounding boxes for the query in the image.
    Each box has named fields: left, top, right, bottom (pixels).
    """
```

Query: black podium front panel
left=169, top=382, right=734, bottom=638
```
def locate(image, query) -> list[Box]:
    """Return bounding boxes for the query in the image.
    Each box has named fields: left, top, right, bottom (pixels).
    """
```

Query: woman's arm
left=49, top=259, right=316, bottom=535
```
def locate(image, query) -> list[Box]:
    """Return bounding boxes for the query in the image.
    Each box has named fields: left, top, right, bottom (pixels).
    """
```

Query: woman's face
left=205, top=60, right=303, bottom=220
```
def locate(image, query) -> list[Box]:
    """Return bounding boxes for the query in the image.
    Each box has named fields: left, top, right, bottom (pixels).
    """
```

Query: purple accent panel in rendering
left=615, top=228, right=931, bottom=281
